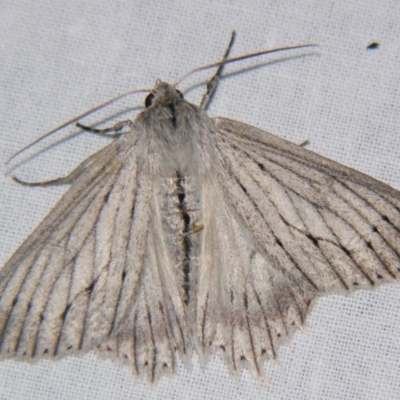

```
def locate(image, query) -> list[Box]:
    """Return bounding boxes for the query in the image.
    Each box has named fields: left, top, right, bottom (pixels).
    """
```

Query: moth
left=1, top=33, right=399, bottom=383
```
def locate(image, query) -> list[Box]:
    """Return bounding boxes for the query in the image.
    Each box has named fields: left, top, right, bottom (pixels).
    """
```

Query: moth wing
left=194, top=117, right=400, bottom=374
left=0, top=133, right=189, bottom=381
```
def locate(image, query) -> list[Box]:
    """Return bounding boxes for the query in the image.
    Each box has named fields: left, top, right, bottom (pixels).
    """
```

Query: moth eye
left=176, top=90, right=184, bottom=99
left=145, top=93, right=155, bottom=108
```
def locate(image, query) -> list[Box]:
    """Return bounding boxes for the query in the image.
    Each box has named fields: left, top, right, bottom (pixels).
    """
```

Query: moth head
left=145, top=80, right=184, bottom=108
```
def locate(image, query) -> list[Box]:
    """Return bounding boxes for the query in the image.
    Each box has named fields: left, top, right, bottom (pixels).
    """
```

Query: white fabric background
left=1, top=1, right=400, bottom=399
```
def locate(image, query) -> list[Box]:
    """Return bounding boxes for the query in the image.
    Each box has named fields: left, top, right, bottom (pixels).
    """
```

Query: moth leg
left=200, top=31, right=236, bottom=110
left=11, top=149, right=104, bottom=186
left=299, top=139, right=310, bottom=147
left=76, top=120, right=134, bottom=137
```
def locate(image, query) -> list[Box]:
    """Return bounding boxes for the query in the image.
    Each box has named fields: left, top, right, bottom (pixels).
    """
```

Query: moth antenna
left=174, top=43, right=319, bottom=88
left=6, top=88, right=150, bottom=165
